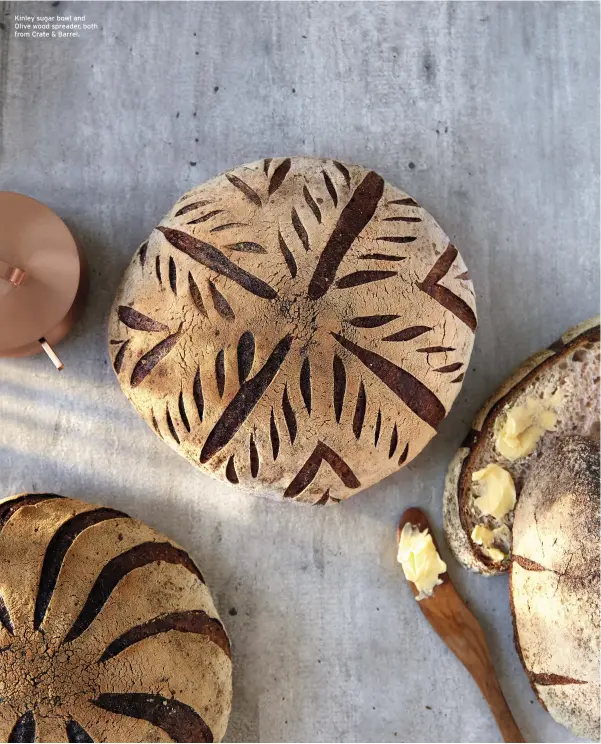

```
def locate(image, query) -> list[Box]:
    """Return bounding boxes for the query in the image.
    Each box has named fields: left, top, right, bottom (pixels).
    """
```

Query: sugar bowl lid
left=0, top=192, right=85, bottom=366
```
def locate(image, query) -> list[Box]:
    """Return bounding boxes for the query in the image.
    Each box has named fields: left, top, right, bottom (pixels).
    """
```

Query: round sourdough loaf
left=109, top=157, right=477, bottom=502
left=0, top=493, right=232, bottom=743
left=510, top=437, right=600, bottom=740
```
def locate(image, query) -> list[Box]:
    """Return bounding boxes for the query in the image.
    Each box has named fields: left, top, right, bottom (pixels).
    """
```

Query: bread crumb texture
left=443, top=318, right=599, bottom=574
left=511, top=436, right=600, bottom=740
left=108, top=157, right=477, bottom=503
left=0, top=493, right=232, bottom=743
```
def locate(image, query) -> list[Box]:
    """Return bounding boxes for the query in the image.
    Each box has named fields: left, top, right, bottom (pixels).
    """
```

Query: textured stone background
left=0, top=2, right=598, bottom=741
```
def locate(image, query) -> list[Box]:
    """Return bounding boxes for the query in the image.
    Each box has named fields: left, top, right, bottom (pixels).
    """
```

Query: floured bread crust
left=510, top=437, right=600, bottom=740
left=109, top=157, right=477, bottom=503
left=443, top=317, right=600, bottom=574
left=0, top=493, right=232, bottom=743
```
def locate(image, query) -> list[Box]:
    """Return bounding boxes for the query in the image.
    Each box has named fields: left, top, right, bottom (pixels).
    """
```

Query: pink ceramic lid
left=0, top=192, right=81, bottom=356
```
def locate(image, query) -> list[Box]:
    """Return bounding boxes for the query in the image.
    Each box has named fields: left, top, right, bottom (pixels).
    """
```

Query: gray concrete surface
left=0, top=2, right=599, bottom=741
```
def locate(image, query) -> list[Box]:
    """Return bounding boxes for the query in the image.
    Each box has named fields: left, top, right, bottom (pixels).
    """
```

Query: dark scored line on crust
left=347, top=314, right=399, bottom=328
left=333, top=355, right=346, bottom=423
left=166, top=404, right=180, bottom=443
left=308, top=171, right=384, bottom=300
left=322, top=170, right=338, bottom=206
left=138, top=242, right=148, bottom=267
left=383, top=216, right=422, bottom=223
left=237, top=331, right=255, bottom=383
left=118, top=307, right=168, bottom=333
left=215, top=349, right=226, bottom=397
left=282, top=385, right=297, bottom=444
left=187, top=209, right=224, bottom=225
left=417, top=243, right=477, bottom=332
left=352, top=382, right=367, bottom=439
left=277, top=231, right=297, bottom=277
left=200, top=335, right=293, bottom=462
left=336, top=270, right=396, bottom=289
left=268, top=158, right=292, bottom=196
left=513, top=555, right=547, bottom=572
left=249, top=434, right=260, bottom=478
left=188, top=273, right=207, bottom=316
left=98, top=609, right=230, bottom=663
left=398, top=442, right=409, bottom=466
left=34, top=507, right=128, bottom=631
left=300, top=357, right=312, bottom=414
left=388, top=197, right=419, bottom=207
left=333, top=161, right=351, bottom=187
left=223, top=242, right=266, bottom=254
left=113, top=340, right=129, bottom=373
left=530, top=672, right=588, bottom=686
left=225, top=455, right=239, bottom=484
left=178, top=390, right=191, bottom=432
left=209, top=222, right=247, bottom=233
left=417, top=346, right=456, bottom=354
left=63, top=542, right=204, bottom=644
left=130, top=330, right=181, bottom=388
left=383, top=326, right=431, bottom=342
left=8, top=710, right=36, bottom=743
left=155, top=256, right=162, bottom=285
left=376, top=236, right=417, bottom=244
left=158, top=227, right=277, bottom=300
left=66, top=719, right=93, bottom=743
left=359, top=253, right=406, bottom=262
left=291, top=208, right=310, bottom=252
left=92, top=693, right=214, bottom=743
left=374, top=409, right=382, bottom=446
left=168, top=257, right=177, bottom=293
left=303, top=185, right=322, bottom=223
left=284, top=441, right=360, bottom=498
left=435, top=362, right=463, bottom=373
left=193, top=368, right=204, bottom=421
left=388, top=424, right=398, bottom=458
left=174, top=200, right=212, bottom=217
left=333, top=333, right=446, bottom=430
left=270, top=408, right=280, bottom=460
left=209, top=281, right=235, bottom=321
left=263, top=158, right=272, bottom=175
left=225, top=172, right=261, bottom=206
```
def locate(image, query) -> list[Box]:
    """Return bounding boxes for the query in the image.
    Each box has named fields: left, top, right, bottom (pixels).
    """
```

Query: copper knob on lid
left=0, top=192, right=87, bottom=369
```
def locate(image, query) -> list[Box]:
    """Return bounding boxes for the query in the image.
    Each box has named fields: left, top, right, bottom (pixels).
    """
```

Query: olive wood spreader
left=397, top=507, right=525, bottom=744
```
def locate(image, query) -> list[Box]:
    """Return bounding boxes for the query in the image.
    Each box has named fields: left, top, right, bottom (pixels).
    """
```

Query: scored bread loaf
left=510, top=436, right=600, bottom=740
left=0, top=493, right=232, bottom=743
left=109, top=157, right=477, bottom=503
left=443, top=317, right=599, bottom=574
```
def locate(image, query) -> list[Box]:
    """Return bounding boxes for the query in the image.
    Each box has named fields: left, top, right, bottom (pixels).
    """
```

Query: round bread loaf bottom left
left=0, top=492, right=232, bottom=743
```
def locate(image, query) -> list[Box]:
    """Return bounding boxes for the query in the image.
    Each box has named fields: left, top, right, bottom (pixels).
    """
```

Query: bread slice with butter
left=443, top=317, right=600, bottom=575
left=510, top=436, right=600, bottom=740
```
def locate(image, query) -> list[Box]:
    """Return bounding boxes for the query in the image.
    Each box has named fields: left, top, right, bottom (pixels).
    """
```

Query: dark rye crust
left=446, top=318, right=600, bottom=574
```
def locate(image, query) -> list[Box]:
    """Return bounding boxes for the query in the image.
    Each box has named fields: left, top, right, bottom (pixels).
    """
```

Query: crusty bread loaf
left=109, top=157, right=477, bottom=503
left=0, top=493, right=232, bottom=743
left=443, top=317, right=599, bottom=574
left=510, top=436, right=600, bottom=740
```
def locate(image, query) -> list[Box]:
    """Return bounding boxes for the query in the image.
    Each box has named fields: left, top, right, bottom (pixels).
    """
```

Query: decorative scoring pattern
left=109, top=157, right=476, bottom=503
left=0, top=494, right=231, bottom=743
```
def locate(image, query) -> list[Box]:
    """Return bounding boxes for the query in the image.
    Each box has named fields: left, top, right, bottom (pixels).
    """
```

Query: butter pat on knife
left=397, top=523, right=447, bottom=600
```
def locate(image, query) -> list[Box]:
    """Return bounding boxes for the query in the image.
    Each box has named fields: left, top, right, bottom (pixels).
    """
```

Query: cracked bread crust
left=443, top=317, right=600, bottom=575
left=109, top=157, right=477, bottom=503
left=510, top=436, right=600, bottom=740
left=0, top=493, right=232, bottom=743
